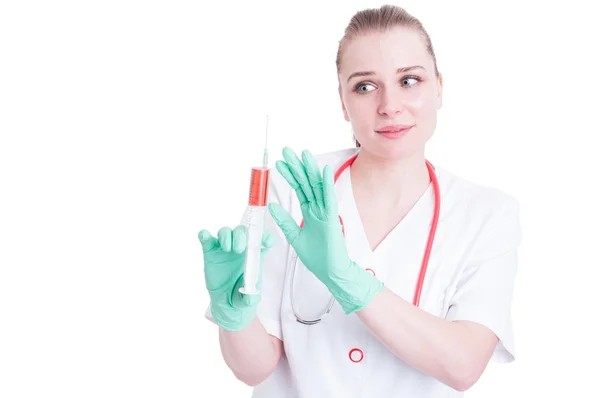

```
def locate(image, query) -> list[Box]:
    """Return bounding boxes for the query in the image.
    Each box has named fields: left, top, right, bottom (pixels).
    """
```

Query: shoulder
left=434, top=164, right=521, bottom=239
left=436, top=164, right=519, bottom=213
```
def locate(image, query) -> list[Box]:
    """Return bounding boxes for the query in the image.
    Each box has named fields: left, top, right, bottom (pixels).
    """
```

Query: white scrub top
left=205, top=147, right=521, bottom=397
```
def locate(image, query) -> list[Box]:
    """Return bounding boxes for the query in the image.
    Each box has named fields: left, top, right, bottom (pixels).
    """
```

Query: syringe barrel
left=240, top=205, right=267, bottom=295
left=248, top=167, right=270, bottom=206
left=240, top=166, right=270, bottom=295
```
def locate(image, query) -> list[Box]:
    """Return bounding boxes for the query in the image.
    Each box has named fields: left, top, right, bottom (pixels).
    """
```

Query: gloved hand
left=267, top=147, right=384, bottom=314
left=199, top=225, right=275, bottom=331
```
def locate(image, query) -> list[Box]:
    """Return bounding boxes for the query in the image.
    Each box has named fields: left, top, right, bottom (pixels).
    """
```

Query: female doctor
left=199, top=5, right=521, bottom=397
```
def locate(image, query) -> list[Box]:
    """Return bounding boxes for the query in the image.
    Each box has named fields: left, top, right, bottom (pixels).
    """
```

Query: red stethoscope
left=292, top=153, right=441, bottom=325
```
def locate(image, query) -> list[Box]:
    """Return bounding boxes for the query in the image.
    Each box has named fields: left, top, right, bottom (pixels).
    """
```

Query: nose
left=377, top=87, right=405, bottom=117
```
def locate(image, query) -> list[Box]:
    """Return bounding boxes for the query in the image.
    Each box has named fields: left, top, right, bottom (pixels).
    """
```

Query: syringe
left=239, top=115, right=271, bottom=295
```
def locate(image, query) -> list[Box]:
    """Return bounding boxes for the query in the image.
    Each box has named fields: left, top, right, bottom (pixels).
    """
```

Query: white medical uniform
left=205, top=147, right=521, bottom=397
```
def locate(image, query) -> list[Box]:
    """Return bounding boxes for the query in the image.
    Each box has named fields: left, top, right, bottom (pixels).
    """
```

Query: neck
left=349, top=149, right=431, bottom=208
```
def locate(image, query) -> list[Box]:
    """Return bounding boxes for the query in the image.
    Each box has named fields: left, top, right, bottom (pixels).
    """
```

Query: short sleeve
left=204, top=168, right=291, bottom=341
left=445, top=197, right=521, bottom=363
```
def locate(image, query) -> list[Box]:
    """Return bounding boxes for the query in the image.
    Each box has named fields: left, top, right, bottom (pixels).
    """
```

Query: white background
left=1, top=0, right=599, bottom=397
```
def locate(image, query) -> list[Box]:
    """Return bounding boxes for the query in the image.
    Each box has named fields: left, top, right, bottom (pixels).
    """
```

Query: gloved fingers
left=301, top=149, right=325, bottom=209
left=262, top=229, right=276, bottom=249
left=282, top=147, right=317, bottom=205
left=226, top=226, right=272, bottom=254
left=217, top=227, right=233, bottom=252
left=232, top=225, right=248, bottom=254
left=268, top=202, right=301, bottom=245
left=322, top=164, right=339, bottom=217
left=198, top=229, right=219, bottom=253
left=276, top=160, right=308, bottom=206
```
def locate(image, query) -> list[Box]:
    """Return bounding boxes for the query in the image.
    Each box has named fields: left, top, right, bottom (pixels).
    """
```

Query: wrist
left=210, top=289, right=259, bottom=331
left=326, top=260, right=384, bottom=314
left=211, top=300, right=258, bottom=332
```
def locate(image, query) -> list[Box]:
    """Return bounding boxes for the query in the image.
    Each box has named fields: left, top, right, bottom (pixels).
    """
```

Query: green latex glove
left=267, top=147, right=384, bottom=314
left=199, top=225, right=275, bottom=331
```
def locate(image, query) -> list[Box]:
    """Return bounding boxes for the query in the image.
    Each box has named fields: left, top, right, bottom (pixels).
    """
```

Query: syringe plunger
left=239, top=204, right=267, bottom=295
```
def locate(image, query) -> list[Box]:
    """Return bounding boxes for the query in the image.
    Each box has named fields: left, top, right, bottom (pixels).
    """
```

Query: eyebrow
left=346, top=65, right=426, bottom=83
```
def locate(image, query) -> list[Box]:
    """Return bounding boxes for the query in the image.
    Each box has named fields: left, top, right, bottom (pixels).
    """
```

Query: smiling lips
left=375, top=124, right=414, bottom=138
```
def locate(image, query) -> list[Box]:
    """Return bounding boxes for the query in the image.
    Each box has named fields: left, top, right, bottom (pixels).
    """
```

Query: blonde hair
left=335, top=5, right=440, bottom=147
left=336, top=5, right=439, bottom=76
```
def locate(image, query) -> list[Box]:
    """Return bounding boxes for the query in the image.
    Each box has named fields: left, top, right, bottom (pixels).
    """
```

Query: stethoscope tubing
left=290, top=154, right=441, bottom=325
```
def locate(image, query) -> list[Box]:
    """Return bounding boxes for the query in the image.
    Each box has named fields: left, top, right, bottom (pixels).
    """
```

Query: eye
left=354, top=82, right=376, bottom=94
left=401, top=76, right=422, bottom=87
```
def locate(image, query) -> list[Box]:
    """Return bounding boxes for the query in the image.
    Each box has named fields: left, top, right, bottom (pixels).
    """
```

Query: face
left=338, top=27, right=443, bottom=159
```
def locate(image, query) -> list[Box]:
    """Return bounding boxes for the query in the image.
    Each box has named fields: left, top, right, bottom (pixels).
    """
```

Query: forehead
left=339, top=27, right=433, bottom=76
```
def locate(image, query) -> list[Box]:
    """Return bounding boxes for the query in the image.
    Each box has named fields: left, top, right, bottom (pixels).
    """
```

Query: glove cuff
left=327, top=261, right=384, bottom=314
left=210, top=299, right=258, bottom=331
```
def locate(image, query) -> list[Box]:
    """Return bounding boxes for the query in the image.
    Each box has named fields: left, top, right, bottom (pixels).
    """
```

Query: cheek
left=345, top=96, right=371, bottom=117
left=345, top=99, right=375, bottom=129
left=405, top=87, right=438, bottom=115
left=405, top=89, right=439, bottom=141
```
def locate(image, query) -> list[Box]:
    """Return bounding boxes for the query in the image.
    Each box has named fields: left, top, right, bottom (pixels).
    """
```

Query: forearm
left=355, top=287, right=484, bottom=391
left=219, top=317, right=282, bottom=386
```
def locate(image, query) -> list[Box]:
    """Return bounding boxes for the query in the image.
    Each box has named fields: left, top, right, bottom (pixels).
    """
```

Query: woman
left=199, top=5, right=521, bottom=397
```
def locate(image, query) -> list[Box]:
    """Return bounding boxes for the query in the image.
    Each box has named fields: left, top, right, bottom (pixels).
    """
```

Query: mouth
left=375, top=124, right=414, bottom=139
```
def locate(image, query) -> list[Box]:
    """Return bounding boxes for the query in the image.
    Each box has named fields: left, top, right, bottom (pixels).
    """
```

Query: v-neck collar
left=336, top=163, right=438, bottom=262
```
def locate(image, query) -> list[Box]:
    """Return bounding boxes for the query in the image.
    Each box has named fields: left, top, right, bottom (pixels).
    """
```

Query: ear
left=338, top=85, right=350, bottom=121
left=436, top=73, right=443, bottom=110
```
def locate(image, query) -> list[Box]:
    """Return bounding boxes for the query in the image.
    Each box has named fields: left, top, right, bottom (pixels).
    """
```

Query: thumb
left=262, top=230, right=276, bottom=249
left=198, top=230, right=218, bottom=253
left=232, top=275, right=262, bottom=308
left=268, top=202, right=301, bottom=245
left=239, top=291, right=262, bottom=308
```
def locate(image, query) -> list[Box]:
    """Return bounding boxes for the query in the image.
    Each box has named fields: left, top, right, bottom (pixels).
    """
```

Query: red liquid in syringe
left=248, top=167, right=270, bottom=206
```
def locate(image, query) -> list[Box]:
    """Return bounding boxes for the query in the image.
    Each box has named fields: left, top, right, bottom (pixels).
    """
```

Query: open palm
left=267, top=147, right=348, bottom=283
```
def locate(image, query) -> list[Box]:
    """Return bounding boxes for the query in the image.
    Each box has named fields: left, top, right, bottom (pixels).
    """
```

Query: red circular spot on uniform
left=349, top=348, right=363, bottom=363
left=365, top=268, right=375, bottom=276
